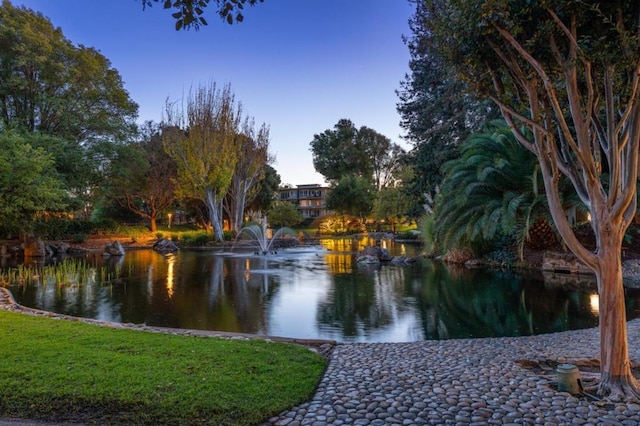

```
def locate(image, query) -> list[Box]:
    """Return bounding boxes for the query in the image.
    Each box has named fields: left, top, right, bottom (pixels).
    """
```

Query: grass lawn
left=0, top=310, right=327, bottom=425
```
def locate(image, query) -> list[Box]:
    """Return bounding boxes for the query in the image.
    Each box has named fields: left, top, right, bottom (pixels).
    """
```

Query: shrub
left=180, top=231, right=211, bottom=246
left=71, top=233, right=88, bottom=243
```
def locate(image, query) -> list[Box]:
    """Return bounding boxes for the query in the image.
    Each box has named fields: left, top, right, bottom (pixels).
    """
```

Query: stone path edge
left=0, top=287, right=336, bottom=354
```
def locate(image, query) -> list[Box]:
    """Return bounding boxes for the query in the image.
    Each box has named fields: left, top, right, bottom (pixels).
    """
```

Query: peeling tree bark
left=483, top=5, right=640, bottom=400
left=595, top=228, right=640, bottom=400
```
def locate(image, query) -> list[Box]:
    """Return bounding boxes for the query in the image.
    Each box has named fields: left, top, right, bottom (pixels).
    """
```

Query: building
left=278, top=184, right=331, bottom=220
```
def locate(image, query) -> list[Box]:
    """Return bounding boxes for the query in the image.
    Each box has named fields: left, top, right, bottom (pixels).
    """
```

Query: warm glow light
left=586, top=213, right=591, bottom=222
left=167, top=213, right=173, bottom=229
left=244, top=258, right=251, bottom=281
left=589, top=293, right=599, bottom=315
left=166, top=255, right=175, bottom=298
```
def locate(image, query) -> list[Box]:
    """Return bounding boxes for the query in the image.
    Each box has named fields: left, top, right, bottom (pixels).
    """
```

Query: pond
left=4, top=238, right=640, bottom=343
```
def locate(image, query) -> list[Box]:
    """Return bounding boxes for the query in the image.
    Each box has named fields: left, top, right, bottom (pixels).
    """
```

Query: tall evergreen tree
left=397, top=0, right=497, bottom=217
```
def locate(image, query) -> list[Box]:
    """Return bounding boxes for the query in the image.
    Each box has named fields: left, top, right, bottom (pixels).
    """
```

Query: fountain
left=234, top=217, right=296, bottom=255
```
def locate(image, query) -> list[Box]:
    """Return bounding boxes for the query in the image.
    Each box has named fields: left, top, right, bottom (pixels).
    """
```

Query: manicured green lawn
left=0, top=311, right=326, bottom=425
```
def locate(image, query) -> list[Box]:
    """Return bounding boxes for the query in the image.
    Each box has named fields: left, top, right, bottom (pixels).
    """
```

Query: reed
left=0, top=258, right=126, bottom=289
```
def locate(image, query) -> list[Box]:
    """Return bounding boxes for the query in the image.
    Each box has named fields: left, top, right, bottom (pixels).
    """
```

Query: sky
left=12, top=0, right=415, bottom=186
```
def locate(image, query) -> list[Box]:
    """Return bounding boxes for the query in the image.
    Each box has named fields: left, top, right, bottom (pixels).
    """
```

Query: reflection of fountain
left=235, top=217, right=295, bottom=255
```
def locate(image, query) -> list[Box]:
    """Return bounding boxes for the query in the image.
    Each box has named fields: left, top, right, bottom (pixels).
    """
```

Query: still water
left=6, top=239, right=640, bottom=342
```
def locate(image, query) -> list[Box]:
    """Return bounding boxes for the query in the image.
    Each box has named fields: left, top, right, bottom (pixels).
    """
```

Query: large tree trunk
left=233, top=190, right=247, bottom=232
left=149, top=215, right=157, bottom=233
left=205, top=189, right=225, bottom=242
left=596, top=233, right=640, bottom=400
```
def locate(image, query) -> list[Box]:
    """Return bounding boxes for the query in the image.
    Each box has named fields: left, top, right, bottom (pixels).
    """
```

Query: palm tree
left=434, top=122, right=574, bottom=259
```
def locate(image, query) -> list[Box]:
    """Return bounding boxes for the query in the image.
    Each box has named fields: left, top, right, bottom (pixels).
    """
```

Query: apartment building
left=278, top=184, right=331, bottom=220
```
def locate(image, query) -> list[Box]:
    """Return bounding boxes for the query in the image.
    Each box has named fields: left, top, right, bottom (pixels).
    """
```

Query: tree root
left=517, top=359, right=640, bottom=402
left=597, top=380, right=640, bottom=402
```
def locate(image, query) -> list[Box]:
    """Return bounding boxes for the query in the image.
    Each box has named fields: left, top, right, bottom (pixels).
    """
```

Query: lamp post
left=167, top=213, right=173, bottom=229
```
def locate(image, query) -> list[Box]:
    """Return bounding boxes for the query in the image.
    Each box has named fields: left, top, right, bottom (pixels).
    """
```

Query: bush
left=483, top=249, right=517, bottom=267
left=91, top=219, right=120, bottom=235
left=442, top=247, right=474, bottom=264
left=71, top=233, right=88, bottom=243
left=32, top=217, right=96, bottom=240
left=180, top=231, right=211, bottom=246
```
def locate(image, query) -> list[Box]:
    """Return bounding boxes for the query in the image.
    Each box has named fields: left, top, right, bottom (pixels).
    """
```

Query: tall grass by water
left=0, top=258, right=127, bottom=288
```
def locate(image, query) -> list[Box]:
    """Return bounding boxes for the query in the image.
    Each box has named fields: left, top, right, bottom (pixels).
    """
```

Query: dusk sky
left=12, top=0, right=414, bottom=186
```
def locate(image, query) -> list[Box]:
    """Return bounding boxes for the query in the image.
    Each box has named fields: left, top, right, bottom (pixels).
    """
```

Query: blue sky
left=12, top=0, right=414, bottom=186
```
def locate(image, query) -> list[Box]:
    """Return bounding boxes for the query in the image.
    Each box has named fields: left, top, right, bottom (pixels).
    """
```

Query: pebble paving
left=263, top=320, right=640, bottom=425
left=4, top=287, right=640, bottom=425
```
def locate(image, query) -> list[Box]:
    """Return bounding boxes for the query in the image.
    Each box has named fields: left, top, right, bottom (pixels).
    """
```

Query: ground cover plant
left=0, top=310, right=326, bottom=425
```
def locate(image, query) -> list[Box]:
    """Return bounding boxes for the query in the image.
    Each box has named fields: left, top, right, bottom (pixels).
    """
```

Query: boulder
left=359, top=245, right=393, bottom=262
left=392, top=256, right=418, bottom=265
left=49, top=242, right=70, bottom=255
left=104, top=240, right=125, bottom=256
left=153, top=238, right=179, bottom=254
left=356, top=254, right=380, bottom=264
left=541, top=252, right=592, bottom=274
left=23, top=237, right=46, bottom=257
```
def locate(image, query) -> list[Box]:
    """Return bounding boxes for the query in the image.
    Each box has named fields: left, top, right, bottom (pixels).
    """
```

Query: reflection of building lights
left=589, top=293, right=599, bottom=314
left=166, top=255, right=175, bottom=298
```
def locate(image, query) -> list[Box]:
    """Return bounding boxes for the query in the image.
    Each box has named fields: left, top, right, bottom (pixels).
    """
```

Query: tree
left=141, top=0, right=264, bottom=30
left=426, top=0, right=640, bottom=399
left=224, top=121, right=272, bottom=232
left=397, top=0, right=497, bottom=218
left=372, top=186, right=408, bottom=233
left=310, top=119, right=365, bottom=182
left=0, top=1, right=139, bottom=217
left=104, top=122, right=179, bottom=232
left=0, top=132, right=67, bottom=238
left=310, top=119, right=404, bottom=187
left=0, top=2, right=138, bottom=142
left=358, top=126, right=405, bottom=191
left=326, top=175, right=374, bottom=219
left=266, top=201, right=303, bottom=228
left=245, top=164, right=280, bottom=218
left=163, top=83, right=242, bottom=241
left=434, top=123, right=563, bottom=260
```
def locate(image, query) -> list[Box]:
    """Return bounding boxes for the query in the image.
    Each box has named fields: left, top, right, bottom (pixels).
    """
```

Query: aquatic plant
left=0, top=258, right=123, bottom=289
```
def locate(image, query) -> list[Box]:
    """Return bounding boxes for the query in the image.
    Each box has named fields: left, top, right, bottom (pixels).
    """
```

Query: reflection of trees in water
left=411, top=262, right=601, bottom=339
left=316, top=267, right=408, bottom=339
left=12, top=249, right=640, bottom=341
left=415, top=264, right=533, bottom=339
left=169, top=255, right=277, bottom=334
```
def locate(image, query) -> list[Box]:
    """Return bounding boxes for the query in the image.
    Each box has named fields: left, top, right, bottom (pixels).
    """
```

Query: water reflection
left=5, top=243, right=640, bottom=343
